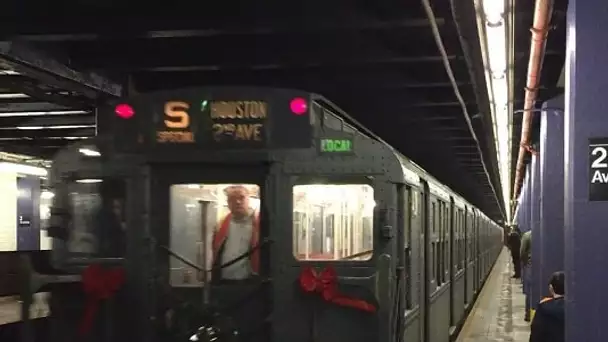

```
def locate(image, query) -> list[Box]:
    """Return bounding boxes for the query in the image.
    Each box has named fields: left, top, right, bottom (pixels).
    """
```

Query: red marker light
left=115, top=104, right=134, bottom=119
left=290, top=97, right=308, bottom=115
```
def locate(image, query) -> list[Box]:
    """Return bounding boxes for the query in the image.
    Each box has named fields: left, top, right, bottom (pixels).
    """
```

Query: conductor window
left=169, top=184, right=260, bottom=286
left=292, top=184, right=374, bottom=261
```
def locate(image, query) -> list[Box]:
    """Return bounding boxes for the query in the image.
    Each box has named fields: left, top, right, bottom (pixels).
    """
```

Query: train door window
left=169, top=184, right=261, bottom=286
left=64, top=178, right=126, bottom=258
left=292, top=184, right=374, bottom=261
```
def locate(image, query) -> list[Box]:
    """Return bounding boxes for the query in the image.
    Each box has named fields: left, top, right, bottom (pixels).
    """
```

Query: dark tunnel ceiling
left=0, top=0, right=567, bottom=222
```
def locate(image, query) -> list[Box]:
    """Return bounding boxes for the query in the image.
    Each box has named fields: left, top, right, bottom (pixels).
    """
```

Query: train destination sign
left=155, top=100, right=268, bottom=147
left=589, top=137, right=608, bottom=201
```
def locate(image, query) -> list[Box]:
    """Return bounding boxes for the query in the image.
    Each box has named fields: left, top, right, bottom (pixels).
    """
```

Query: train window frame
left=48, top=176, right=129, bottom=271
left=291, top=176, right=376, bottom=262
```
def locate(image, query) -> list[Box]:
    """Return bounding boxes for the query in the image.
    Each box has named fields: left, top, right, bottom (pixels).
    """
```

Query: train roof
left=315, top=92, right=492, bottom=219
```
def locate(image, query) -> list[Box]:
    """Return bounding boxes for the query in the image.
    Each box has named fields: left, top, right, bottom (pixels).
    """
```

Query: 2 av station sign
left=589, top=137, right=608, bottom=201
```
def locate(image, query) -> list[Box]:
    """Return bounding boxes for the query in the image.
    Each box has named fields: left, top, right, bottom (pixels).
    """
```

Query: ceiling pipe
left=512, top=0, right=554, bottom=204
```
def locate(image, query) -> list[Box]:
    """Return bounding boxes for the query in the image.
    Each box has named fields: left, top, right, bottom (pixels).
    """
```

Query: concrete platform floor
left=0, top=293, right=49, bottom=325
left=457, top=249, right=530, bottom=342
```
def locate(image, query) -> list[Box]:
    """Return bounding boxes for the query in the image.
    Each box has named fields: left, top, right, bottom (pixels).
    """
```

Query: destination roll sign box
left=155, top=100, right=268, bottom=148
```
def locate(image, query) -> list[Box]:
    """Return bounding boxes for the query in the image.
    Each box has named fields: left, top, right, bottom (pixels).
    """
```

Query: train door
left=422, top=181, right=431, bottom=342
left=16, top=176, right=41, bottom=251
left=463, top=207, right=470, bottom=308
left=274, top=175, right=390, bottom=342
left=149, top=163, right=272, bottom=342
left=448, top=200, right=455, bottom=328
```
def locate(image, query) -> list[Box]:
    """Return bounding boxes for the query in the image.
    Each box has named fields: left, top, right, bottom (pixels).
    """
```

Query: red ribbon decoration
left=78, top=264, right=126, bottom=336
left=298, top=266, right=376, bottom=313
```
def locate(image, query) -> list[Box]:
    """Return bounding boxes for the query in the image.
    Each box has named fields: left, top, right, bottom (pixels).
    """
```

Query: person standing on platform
left=529, top=271, right=565, bottom=342
left=507, top=226, right=522, bottom=279
left=521, top=230, right=532, bottom=321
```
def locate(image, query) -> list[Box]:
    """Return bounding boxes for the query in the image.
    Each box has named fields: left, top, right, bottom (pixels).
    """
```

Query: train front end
left=19, top=87, right=399, bottom=342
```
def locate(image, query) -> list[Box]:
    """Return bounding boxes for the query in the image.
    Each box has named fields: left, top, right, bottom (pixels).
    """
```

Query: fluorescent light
left=486, top=24, right=507, bottom=78
left=15, top=125, right=94, bottom=130
left=482, top=0, right=505, bottom=25
left=76, top=179, right=102, bottom=184
left=78, top=148, right=101, bottom=157
left=41, top=190, right=55, bottom=200
left=0, top=110, right=89, bottom=118
left=0, top=70, right=20, bottom=75
left=0, top=162, right=48, bottom=177
left=476, top=0, right=511, bottom=216
left=0, top=93, right=29, bottom=99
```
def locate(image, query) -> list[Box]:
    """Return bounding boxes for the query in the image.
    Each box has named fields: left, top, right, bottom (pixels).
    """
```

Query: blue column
left=523, top=167, right=531, bottom=233
left=531, top=154, right=541, bottom=308
left=522, top=167, right=532, bottom=318
left=539, top=95, right=565, bottom=298
left=565, top=0, right=608, bottom=340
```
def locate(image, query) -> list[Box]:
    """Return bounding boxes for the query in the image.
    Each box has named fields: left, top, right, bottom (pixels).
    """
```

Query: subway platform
left=0, top=293, right=49, bottom=325
left=457, top=250, right=530, bottom=342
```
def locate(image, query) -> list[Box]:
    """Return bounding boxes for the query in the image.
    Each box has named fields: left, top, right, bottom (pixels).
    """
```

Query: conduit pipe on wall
left=512, top=0, right=554, bottom=203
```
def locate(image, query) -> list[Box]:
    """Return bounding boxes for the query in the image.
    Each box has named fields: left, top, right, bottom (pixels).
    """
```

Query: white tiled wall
left=0, top=171, right=17, bottom=251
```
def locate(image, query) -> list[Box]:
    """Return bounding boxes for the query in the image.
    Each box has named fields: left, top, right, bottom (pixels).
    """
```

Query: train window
left=432, top=201, right=439, bottom=285
left=404, top=187, right=414, bottom=310
left=458, top=210, right=464, bottom=270
left=323, top=110, right=343, bottom=131
left=292, top=184, right=374, bottom=261
left=444, top=204, right=449, bottom=280
left=40, top=189, right=53, bottom=251
left=65, top=178, right=126, bottom=257
left=439, top=202, right=444, bottom=283
left=169, top=184, right=260, bottom=287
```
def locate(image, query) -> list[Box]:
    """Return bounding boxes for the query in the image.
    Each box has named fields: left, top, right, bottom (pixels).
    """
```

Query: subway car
left=21, top=87, right=504, bottom=342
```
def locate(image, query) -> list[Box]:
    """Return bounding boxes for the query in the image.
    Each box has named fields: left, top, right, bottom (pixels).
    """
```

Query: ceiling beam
left=0, top=41, right=123, bottom=99
left=69, top=33, right=452, bottom=71
left=0, top=113, right=95, bottom=128
left=8, top=18, right=442, bottom=42
left=0, top=127, right=95, bottom=139
left=0, top=101, right=70, bottom=113
left=132, top=65, right=472, bottom=92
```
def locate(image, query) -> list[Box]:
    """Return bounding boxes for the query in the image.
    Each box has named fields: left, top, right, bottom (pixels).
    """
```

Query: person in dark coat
left=507, top=226, right=522, bottom=278
left=529, top=271, right=565, bottom=342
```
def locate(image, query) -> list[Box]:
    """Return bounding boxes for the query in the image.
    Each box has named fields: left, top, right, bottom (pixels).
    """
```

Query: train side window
left=292, top=184, right=374, bottom=261
left=431, top=201, right=436, bottom=284
left=168, top=184, right=261, bottom=287
left=440, top=202, right=444, bottom=283
left=64, top=178, right=126, bottom=258
left=404, top=187, right=414, bottom=309
left=458, top=210, right=464, bottom=270
left=444, top=204, right=449, bottom=279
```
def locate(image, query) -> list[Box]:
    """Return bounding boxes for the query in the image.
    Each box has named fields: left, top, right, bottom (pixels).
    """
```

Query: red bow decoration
left=298, top=266, right=376, bottom=313
left=78, top=264, right=126, bottom=336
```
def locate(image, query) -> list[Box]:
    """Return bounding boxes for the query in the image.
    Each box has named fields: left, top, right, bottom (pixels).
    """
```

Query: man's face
left=227, top=186, right=250, bottom=217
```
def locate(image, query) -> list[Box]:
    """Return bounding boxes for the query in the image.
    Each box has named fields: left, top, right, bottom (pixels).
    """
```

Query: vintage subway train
left=21, top=87, right=504, bottom=342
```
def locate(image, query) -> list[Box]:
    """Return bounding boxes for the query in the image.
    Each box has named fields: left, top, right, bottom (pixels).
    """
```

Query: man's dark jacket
left=529, top=297, right=565, bottom=342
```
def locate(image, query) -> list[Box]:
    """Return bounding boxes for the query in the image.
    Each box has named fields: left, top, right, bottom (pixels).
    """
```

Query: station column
left=565, top=0, right=608, bottom=341
left=539, top=95, right=564, bottom=298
